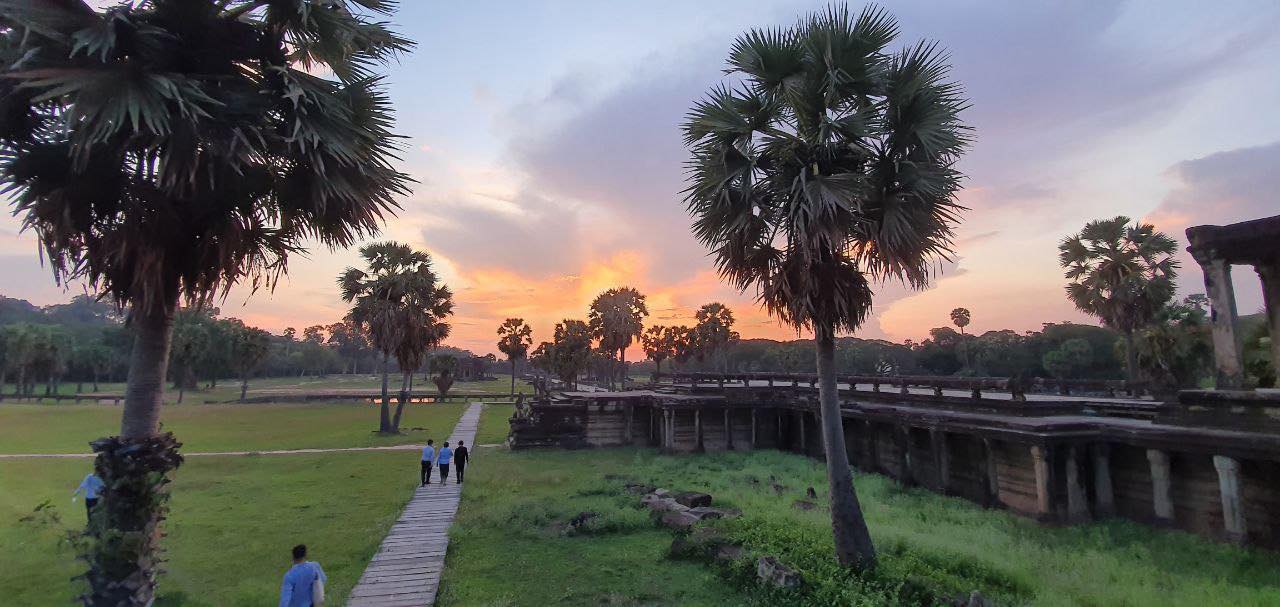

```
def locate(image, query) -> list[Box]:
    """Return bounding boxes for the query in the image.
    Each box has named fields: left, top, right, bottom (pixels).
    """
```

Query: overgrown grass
left=441, top=447, right=1280, bottom=606
left=474, top=403, right=514, bottom=445
left=0, top=402, right=465, bottom=454
left=0, top=451, right=420, bottom=606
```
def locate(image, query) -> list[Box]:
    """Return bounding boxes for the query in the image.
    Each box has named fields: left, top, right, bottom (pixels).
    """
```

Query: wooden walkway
left=347, top=402, right=482, bottom=607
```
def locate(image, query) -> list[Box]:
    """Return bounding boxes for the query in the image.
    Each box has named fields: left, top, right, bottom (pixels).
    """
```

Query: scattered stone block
left=674, top=491, right=713, bottom=508
left=624, top=483, right=656, bottom=495
left=660, top=510, right=701, bottom=531
left=792, top=499, right=818, bottom=511
left=806, top=486, right=818, bottom=499
left=688, top=506, right=741, bottom=520
left=714, top=543, right=746, bottom=564
left=651, top=488, right=671, bottom=498
left=756, top=556, right=802, bottom=589
left=642, top=494, right=689, bottom=513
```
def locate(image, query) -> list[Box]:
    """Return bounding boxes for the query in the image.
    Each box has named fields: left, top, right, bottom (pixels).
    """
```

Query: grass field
left=438, top=447, right=1280, bottom=607
left=0, top=402, right=466, bottom=454
left=474, top=403, right=514, bottom=445
left=1, top=451, right=420, bottom=606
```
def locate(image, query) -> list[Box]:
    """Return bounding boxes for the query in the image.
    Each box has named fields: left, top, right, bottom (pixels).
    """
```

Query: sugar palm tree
left=641, top=325, right=674, bottom=378
left=588, top=287, right=648, bottom=390
left=683, top=5, right=968, bottom=570
left=1059, top=216, right=1179, bottom=384
left=497, top=318, right=533, bottom=395
left=341, top=242, right=453, bottom=434
left=950, top=307, right=971, bottom=334
left=0, top=1, right=411, bottom=601
left=694, top=302, right=738, bottom=373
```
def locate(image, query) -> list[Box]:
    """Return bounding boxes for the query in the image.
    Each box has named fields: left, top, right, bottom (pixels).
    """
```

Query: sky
left=3, top=0, right=1280, bottom=357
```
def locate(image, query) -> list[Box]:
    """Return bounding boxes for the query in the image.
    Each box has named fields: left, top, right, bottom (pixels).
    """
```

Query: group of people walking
left=420, top=438, right=469, bottom=485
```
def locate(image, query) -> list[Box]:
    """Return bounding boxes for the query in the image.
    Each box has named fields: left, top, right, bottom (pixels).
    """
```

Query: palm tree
left=641, top=325, right=674, bottom=377
left=0, top=1, right=411, bottom=602
left=588, top=287, right=649, bottom=390
left=227, top=320, right=271, bottom=402
left=950, top=308, right=971, bottom=334
left=341, top=242, right=454, bottom=434
left=1059, top=216, right=1179, bottom=384
left=683, top=5, right=969, bottom=570
left=694, top=303, right=738, bottom=373
left=497, top=318, right=534, bottom=395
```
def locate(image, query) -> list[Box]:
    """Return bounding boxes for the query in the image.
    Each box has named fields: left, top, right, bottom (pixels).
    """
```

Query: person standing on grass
left=279, top=544, right=326, bottom=607
left=454, top=440, right=469, bottom=483
left=71, top=471, right=105, bottom=521
left=421, top=439, right=436, bottom=485
left=437, top=441, right=453, bottom=484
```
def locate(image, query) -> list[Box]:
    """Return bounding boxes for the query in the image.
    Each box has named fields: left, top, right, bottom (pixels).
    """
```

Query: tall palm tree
left=497, top=318, right=533, bottom=395
left=341, top=242, right=453, bottom=434
left=950, top=307, right=971, bottom=334
left=683, top=5, right=968, bottom=570
left=0, top=1, right=411, bottom=601
left=1059, top=216, right=1179, bottom=384
left=641, top=325, right=674, bottom=377
left=588, top=287, right=648, bottom=390
left=694, top=302, right=738, bottom=373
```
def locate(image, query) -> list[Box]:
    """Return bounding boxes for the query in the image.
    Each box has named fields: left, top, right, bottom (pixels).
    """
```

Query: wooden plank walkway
left=347, top=402, right=482, bottom=607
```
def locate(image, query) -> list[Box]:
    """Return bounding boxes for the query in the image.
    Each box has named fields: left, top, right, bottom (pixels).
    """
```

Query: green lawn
left=0, top=402, right=465, bottom=454
left=1, top=451, right=420, bottom=606
left=440, top=447, right=1280, bottom=607
left=474, top=403, right=514, bottom=445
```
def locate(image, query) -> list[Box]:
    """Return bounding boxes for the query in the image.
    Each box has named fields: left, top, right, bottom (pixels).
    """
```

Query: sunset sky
left=3, top=1, right=1279, bottom=357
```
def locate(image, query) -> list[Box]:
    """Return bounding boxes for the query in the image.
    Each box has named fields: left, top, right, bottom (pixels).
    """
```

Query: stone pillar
left=1257, top=262, right=1280, bottom=380
left=1147, top=449, right=1174, bottom=523
left=724, top=408, right=733, bottom=450
left=1091, top=444, right=1116, bottom=518
left=662, top=409, right=672, bottom=450
left=776, top=410, right=784, bottom=447
left=1195, top=253, right=1244, bottom=388
left=1213, top=455, right=1247, bottom=543
left=625, top=403, right=634, bottom=445
left=750, top=408, right=757, bottom=449
left=1030, top=445, right=1052, bottom=519
left=898, top=426, right=914, bottom=485
left=982, top=438, right=1000, bottom=506
left=695, top=408, right=704, bottom=452
left=798, top=412, right=807, bottom=454
left=1065, top=446, right=1090, bottom=523
left=930, top=430, right=950, bottom=494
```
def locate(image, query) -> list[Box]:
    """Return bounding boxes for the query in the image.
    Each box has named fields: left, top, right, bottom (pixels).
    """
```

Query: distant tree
left=168, top=309, right=213, bottom=403
left=694, top=303, right=738, bottom=373
left=227, top=321, right=271, bottom=401
left=669, top=325, right=698, bottom=368
left=1059, top=216, right=1179, bottom=384
left=341, top=243, right=454, bottom=434
left=429, top=354, right=458, bottom=397
left=641, top=325, right=676, bottom=377
left=497, top=318, right=533, bottom=395
left=683, top=5, right=969, bottom=570
left=548, top=320, right=593, bottom=388
left=2, top=324, right=38, bottom=395
left=327, top=320, right=370, bottom=375
left=588, top=288, right=649, bottom=390
left=1042, top=338, right=1093, bottom=380
left=1134, top=296, right=1213, bottom=397
left=950, top=308, right=971, bottom=334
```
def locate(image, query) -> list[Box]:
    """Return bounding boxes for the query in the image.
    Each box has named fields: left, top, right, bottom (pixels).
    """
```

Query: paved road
left=346, top=402, right=482, bottom=607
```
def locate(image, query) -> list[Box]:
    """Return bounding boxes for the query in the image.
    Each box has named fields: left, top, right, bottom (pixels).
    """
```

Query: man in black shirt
left=454, top=440, right=470, bottom=483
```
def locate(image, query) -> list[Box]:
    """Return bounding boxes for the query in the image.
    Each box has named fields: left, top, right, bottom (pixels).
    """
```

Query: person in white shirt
left=420, top=439, right=436, bottom=485
left=72, top=472, right=105, bottom=521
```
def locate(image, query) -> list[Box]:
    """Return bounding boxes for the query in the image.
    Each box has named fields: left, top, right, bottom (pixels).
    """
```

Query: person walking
left=279, top=544, right=326, bottom=607
left=71, top=471, right=105, bottom=521
left=437, top=441, right=453, bottom=485
left=454, top=440, right=469, bottom=483
left=421, top=439, right=436, bottom=486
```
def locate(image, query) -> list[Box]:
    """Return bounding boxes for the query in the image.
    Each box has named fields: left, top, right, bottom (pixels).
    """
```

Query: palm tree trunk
left=510, top=358, right=517, bottom=395
left=815, top=325, right=877, bottom=571
left=92, top=370, right=99, bottom=393
left=378, top=353, right=393, bottom=433
left=619, top=347, right=627, bottom=390
left=1123, top=331, right=1139, bottom=386
left=392, top=369, right=411, bottom=433
left=122, top=300, right=177, bottom=437
left=240, top=374, right=249, bottom=402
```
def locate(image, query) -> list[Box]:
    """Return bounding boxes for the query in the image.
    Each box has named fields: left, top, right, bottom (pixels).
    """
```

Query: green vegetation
left=0, top=402, right=465, bottom=455
left=474, top=404, right=515, bottom=445
left=440, top=447, right=1280, bottom=606
left=1, top=451, right=418, bottom=606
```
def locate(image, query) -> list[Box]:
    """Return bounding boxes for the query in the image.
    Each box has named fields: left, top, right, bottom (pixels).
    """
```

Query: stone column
left=662, top=409, right=672, bottom=450
left=624, top=403, right=633, bottom=445
left=724, top=408, right=733, bottom=450
left=1213, top=455, right=1247, bottom=543
left=750, top=408, right=757, bottom=449
left=1147, top=449, right=1174, bottom=523
left=1091, top=444, right=1116, bottom=518
left=776, top=410, right=784, bottom=447
left=1030, top=445, right=1052, bottom=519
left=899, top=426, right=914, bottom=485
left=982, top=438, right=1000, bottom=506
left=1065, top=446, right=1090, bottom=523
left=798, top=411, right=807, bottom=454
left=1195, top=253, right=1245, bottom=388
left=1256, top=262, right=1280, bottom=380
left=694, top=408, right=704, bottom=452
left=930, top=430, right=950, bottom=494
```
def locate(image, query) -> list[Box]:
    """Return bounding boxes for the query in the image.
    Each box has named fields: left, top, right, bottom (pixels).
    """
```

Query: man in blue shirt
left=279, top=544, right=325, bottom=607
left=71, top=471, right=105, bottom=521
left=437, top=442, right=453, bottom=484
left=421, top=439, right=435, bottom=485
